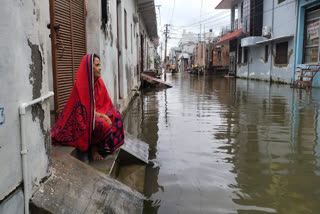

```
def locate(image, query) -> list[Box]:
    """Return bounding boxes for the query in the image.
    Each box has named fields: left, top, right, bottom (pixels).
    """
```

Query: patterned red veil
left=51, top=54, right=124, bottom=151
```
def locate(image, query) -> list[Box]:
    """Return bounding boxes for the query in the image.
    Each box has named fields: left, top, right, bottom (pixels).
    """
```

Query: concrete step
left=88, top=132, right=149, bottom=194
left=30, top=146, right=144, bottom=214
left=30, top=131, right=150, bottom=214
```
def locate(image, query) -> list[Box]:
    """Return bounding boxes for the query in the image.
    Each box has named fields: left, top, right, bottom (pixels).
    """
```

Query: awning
left=137, top=0, right=158, bottom=39
left=215, top=28, right=243, bottom=45
left=241, top=36, right=267, bottom=47
left=256, top=34, right=294, bottom=45
left=215, top=0, right=242, bottom=9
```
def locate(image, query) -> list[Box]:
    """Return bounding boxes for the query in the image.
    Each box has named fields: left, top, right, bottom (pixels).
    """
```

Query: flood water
left=123, top=72, right=320, bottom=214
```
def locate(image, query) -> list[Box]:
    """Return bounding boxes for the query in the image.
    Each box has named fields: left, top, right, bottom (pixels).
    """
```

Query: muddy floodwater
left=123, top=72, right=320, bottom=214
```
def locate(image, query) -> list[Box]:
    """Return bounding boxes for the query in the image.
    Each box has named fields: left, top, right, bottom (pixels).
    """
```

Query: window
left=218, top=50, right=222, bottom=61
left=303, top=6, right=320, bottom=64
left=275, top=42, right=288, bottom=64
left=278, top=0, right=285, bottom=4
left=265, top=45, right=269, bottom=62
left=244, top=48, right=248, bottom=63
left=240, top=2, right=243, bottom=23
left=101, top=0, right=108, bottom=24
left=124, top=9, right=127, bottom=49
left=238, top=45, right=242, bottom=63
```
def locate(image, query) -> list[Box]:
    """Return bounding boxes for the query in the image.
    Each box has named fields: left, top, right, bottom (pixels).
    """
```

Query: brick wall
left=213, top=45, right=230, bottom=66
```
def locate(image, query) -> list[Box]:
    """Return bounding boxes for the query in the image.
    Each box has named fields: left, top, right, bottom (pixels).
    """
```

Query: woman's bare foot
left=91, top=146, right=104, bottom=161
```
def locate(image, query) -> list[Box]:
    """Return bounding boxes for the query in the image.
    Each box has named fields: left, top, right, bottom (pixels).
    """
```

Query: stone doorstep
left=31, top=146, right=145, bottom=214
left=87, top=149, right=120, bottom=175
left=88, top=132, right=149, bottom=194
left=31, top=133, right=150, bottom=213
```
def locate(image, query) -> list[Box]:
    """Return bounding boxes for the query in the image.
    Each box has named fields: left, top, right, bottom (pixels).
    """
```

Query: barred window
left=303, top=6, right=320, bottom=64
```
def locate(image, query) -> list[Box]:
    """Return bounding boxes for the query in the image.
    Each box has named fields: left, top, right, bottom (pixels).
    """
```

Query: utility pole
left=197, top=33, right=200, bottom=66
left=160, top=42, right=163, bottom=62
left=199, top=24, right=202, bottom=66
left=164, top=24, right=170, bottom=81
left=155, top=5, right=162, bottom=28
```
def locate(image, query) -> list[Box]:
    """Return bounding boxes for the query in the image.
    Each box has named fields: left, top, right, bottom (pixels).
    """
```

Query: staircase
left=292, top=65, right=320, bottom=89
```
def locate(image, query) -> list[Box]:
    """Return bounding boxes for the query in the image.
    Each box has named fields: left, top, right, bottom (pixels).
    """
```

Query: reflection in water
left=124, top=72, right=320, bottom=214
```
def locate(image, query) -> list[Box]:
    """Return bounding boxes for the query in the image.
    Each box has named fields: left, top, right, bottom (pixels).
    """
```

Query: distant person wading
left=51, top=54, right=125, bottom=161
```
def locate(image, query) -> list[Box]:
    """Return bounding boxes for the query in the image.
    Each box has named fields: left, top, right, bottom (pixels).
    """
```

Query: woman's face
left=93, top=57, right=101, bottom=80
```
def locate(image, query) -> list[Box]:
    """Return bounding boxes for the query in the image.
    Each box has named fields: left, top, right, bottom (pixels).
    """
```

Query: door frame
left=49, top=0, right=59, bottom=117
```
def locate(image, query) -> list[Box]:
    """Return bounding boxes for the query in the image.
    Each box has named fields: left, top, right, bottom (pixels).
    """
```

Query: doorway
left=49, top=0, right=86, bottom=117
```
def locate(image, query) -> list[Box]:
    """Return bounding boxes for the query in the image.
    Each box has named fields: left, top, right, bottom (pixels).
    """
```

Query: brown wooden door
left=49, top=0, right=86, bottom=117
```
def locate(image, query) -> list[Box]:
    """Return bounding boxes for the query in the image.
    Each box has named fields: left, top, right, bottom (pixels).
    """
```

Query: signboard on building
left=307, top=21, right=320, bottom=40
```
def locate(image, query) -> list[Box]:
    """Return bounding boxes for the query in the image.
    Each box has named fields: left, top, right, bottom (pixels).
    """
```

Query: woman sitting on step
left=51, top=54, right=125, bottom=161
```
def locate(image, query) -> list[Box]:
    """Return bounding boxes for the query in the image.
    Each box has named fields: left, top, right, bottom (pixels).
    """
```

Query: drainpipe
left=269, top=0, right=275, bottom=82
left=19, top=92, right=54, bottom=214
left=293, top=0, right=300, bottom=83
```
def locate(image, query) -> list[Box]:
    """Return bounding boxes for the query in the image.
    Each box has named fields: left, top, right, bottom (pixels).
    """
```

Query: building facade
left=0, top=1, right=52, bottom=213
left=0, top=0, right=158, bottom=213
left=178, top=31, right=197, bottom=69
left=212, top=44, right=230, bottom=69
left=49, top=0, right=158, bottom=117
left=216, top=0, right=297, bottom=83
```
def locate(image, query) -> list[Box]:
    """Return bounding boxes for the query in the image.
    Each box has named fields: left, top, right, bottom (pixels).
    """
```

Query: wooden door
left=49, top=0, right=86, bottom=117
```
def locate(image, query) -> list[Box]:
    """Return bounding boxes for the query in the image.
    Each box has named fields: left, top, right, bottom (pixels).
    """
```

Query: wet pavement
left=123, top=72, right=320, bottom=214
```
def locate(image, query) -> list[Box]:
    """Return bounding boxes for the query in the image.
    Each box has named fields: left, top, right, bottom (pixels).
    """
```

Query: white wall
left=0, top=189, right=24, bottom=214
left=181, top=43, right=196, bottom=55
left=86, top=0, right=156, bottom=108
left=0, top=0, right=51, bottom=205
left=237, top=0, right=296, bottom=83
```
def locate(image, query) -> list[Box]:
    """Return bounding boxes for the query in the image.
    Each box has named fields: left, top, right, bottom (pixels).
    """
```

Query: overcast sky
left=154, top=0, right=230, bottom=56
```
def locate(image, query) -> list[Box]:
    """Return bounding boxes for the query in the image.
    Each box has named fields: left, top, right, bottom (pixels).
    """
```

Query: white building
left=178, top=31, right=198, bottom=69
left=0, top=0, right=158, bottom=213
left=216, top=0, right=296, bottom=83
left=179, top=30, right=197, bottom=54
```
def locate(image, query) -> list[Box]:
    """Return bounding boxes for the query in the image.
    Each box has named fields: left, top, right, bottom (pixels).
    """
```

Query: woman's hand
left=95, top=111, right=112, bottom=126
left=101, top=114, right=112, bottom=126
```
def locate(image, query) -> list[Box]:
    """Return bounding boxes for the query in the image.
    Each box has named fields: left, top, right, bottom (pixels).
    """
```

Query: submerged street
left=5, top=0, right=320, bottom=213
left=124, top=72, right=320, bottom=214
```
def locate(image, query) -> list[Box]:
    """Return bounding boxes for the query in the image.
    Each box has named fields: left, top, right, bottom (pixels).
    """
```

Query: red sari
left=51, top=54, right=124, bottom=152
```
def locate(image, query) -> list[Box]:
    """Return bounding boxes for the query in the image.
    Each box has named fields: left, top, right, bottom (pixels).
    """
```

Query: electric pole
left=164, top=24, right=170, bottom=64
left=164, top=24, right=170, bottom=81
